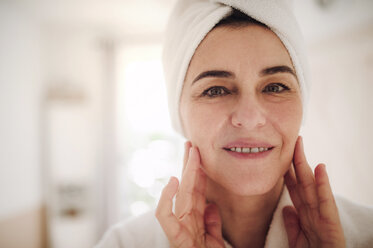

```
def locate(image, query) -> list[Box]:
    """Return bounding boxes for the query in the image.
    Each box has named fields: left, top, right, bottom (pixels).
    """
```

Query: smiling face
left=179, top=25, right=303, bottom=196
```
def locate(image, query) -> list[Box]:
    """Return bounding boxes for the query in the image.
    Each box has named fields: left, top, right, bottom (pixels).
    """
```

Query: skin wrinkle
left=179, top=24, right=303, bottom=247
left=156, top=15, right=345, bottom=247
left=158, top=6, right=345, bottom=248
left=192, top=65, right=297, bottom=85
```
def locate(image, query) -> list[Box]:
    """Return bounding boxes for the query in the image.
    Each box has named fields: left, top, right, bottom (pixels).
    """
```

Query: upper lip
left=223, top=139, right=274, bottom=149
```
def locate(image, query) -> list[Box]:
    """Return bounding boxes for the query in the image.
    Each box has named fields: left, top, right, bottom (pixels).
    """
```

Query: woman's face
left=180, top=25, right=303, bottom=196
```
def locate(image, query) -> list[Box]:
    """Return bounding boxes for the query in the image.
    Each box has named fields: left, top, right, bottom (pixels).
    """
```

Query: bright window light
left=116, top=43, right=183, bottom=218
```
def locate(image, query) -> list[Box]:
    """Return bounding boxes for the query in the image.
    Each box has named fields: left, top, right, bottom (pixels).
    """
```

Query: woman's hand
left=283, top=136, right=346, bottom=248
left=156, top=142, right=225, bottom=248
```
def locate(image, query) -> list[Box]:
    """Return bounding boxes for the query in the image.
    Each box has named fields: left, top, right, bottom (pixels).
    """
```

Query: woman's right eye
left=201, top=86, right=230, bottom=97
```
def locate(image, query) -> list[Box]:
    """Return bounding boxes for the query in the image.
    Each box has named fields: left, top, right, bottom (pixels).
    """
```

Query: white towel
left=94, top=188, right=373, bottom=247
left=162, top=0, right=309, bottom=135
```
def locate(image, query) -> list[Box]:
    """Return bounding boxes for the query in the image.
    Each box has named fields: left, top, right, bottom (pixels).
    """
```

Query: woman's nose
left=230, top=96, right=266, bottom=129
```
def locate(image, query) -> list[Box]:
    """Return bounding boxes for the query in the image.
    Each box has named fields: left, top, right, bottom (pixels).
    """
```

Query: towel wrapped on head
left=162, top=0, right=309, bottom=135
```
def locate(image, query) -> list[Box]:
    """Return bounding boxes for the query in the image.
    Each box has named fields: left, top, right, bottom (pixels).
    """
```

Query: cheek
left=182, top=102, right=228, bottom=167
left=269, top=97, right=302, bottom=134
left=183, top=102, right=226, bottom=141
left=269, top=99, right=302, bottom=160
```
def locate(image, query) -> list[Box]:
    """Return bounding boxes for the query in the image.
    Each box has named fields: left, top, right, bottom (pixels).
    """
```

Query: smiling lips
left=223, top=141, right=274, bottom=156
left=227, top=147, right=271, bottom=153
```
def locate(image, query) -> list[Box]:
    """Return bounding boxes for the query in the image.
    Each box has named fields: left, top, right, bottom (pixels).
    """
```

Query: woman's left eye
left=263, top=83, right=290, bottom=93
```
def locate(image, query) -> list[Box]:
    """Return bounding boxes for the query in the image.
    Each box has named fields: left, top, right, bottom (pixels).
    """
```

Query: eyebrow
left=192, top=65, right=296, bottom=84
left=192, top=70, right=234, bottom=84
left=260, top=65, right=296, bottom=77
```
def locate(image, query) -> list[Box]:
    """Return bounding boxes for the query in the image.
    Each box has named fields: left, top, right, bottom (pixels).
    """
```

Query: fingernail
left=184, top=141, right=190, bottom=150
left=168, top=176, right=177, bottom=186
left=168, top=177, right=173, bottom=184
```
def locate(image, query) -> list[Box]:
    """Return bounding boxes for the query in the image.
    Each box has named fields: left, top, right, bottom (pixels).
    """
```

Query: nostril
left=231, top=108, right=266, bottom=129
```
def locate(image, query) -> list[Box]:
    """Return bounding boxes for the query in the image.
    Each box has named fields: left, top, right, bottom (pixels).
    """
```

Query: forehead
left=185, top=25, right=294, bottom=82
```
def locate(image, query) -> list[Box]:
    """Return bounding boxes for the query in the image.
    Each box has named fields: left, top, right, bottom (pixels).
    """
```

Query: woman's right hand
left=156, top=142, right=225, bottom=248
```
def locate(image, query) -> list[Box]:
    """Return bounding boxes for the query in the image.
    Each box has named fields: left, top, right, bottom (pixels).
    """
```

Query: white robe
left=95, top=188, right=373, bottom=248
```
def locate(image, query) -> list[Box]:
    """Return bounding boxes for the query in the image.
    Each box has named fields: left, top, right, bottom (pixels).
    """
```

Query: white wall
left=294, top=0, right=373, bottom=44
left=42, top=28, right=108, bottom=247
left=0, top=2, right=42, bottom=219
left=294, top=0, right=373, bottom=205
left=301, top=26, right=373, bottom=206
left=0, top=3, right=110, bottom=247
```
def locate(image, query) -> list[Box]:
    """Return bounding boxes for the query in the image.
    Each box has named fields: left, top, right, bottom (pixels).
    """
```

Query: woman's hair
left=215, top=9, right=268, bottom=29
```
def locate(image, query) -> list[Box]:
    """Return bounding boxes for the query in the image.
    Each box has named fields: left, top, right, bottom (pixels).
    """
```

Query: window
left=116, top=44, right=184, bottom=218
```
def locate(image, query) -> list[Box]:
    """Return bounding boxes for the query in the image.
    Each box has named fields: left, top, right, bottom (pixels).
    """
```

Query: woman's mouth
left=224, top=147, right=272, bottom=153
left=223, top=147, right=274, bottom=159
left=222, top=142, right=275, bottom=159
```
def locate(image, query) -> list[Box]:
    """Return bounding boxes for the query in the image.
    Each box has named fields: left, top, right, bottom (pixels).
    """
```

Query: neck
left=206, top=178, right=284, bottom=248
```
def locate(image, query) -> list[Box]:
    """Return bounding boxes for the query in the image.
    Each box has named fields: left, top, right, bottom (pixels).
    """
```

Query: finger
left=182, top=141, right=192, bottom=174
left=284, top=163, right=303, bottom=211
left=177, top=147, right=206, bottom=216
left=190, top=148, right=207, bottom=239
left=282, top=206, right=301, bottom=248
left=293, top=136, right=319, bottom=214
left=315, top=163, right=340, bottom=223
left=204, top=203, right=224, bottom=246
left=284, top=163, right=312, bottom=232
left=156, top=177, right=178, bottom=219
left=175, top=141, right=192, bottom=217
left=176, top=147, right=197, bottom=217
left=180, top=147, right=207, bottom=239
left=193, top=147, right=207, bottom=214
left=175, top=147, right=207, bottom=241
left=156, top=177, right=190, bottom=243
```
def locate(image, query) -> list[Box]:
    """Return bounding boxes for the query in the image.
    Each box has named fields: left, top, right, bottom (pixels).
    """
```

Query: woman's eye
left=263, top=83, right=290, bottom=93
left=202, top=86, right=230, bottom=97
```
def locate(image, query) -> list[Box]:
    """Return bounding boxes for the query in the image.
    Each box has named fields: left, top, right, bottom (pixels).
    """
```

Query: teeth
left=229, top=147, right=270, bottom=153
left=251, top=147, right=259, bottom=153
left=242, top=147, right=250, bottom=153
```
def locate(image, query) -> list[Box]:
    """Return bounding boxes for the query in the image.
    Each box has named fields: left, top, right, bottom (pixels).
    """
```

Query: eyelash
left=201, top=83, right=290, bottom=98
left=201, top=86, right=231, bottom=98
left=262, top=83, right=290, bottom=93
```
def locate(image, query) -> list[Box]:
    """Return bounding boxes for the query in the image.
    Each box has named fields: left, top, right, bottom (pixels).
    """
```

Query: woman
left=96, top=1, right=373, bottom=247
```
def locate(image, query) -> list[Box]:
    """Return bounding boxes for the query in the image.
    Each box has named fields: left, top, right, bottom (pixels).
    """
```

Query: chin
left=207, top=166, right=284, bottom=197
left=199, top=145, right=292, bottom=196
left=231, top=175, right=281, bottom=196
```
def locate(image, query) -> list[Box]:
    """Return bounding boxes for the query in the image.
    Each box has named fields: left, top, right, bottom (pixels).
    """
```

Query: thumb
left=204, top=203, right=224, bottom=245
left=282, top=206, right=300, bottom=248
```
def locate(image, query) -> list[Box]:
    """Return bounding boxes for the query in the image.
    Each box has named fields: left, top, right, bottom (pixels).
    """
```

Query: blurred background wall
left=0, top=0, right=372, bottom=248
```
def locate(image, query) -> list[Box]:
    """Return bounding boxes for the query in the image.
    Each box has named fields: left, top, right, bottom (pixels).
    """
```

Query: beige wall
left=0, top=206, right=47, bottom=248
left=0, top=3, right=45, bottom=248
left=302, top=23, right=373, bottom=205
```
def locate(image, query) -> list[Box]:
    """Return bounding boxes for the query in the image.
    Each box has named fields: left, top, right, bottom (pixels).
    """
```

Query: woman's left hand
left=283, top=136, right=346, bottom=248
